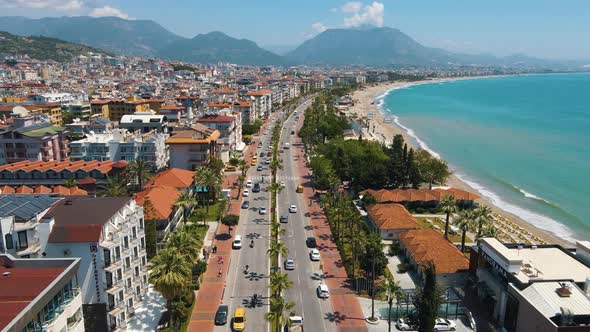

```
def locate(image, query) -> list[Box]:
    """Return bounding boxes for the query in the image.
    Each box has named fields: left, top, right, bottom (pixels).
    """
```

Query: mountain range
left=0, top=16, right=584, bottom=68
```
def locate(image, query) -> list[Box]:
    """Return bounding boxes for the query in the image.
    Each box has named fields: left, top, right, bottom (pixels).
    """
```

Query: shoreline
left=345, top=78, right=571, bottom=247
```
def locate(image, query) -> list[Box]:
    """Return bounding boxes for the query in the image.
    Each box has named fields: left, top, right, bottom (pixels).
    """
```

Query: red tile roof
left=398, top=229, right=469, bottom=274
left=367, top=203, right=419, bottom=231
left=364, top=188, right=480, bottom=203
left=247, top=89, right=271, bottom=96
left=145, top=168, right=194, bottom=189
left=0, top=159, right=128, bottom=174
left=133, top=185, right=181, bottom=220
left=197, top=115, right=234, bottom=123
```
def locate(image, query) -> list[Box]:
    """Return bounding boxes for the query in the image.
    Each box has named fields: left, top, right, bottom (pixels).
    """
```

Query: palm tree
left=270, top=222, right=286, bottom=239
left=267, top=241, right=288, bottom=262
left=269, top=271, right=294, bottom=297
left=265, top=296, right=295, bottom=332
left=386, top=278, right=402, bottom=332
left=440, top=195, right=458, bottom=239
left=63, top=178, right=77, bottom=188
left=193, top=167, right=218, bottom=214
left=474, top=205, right=493, bottom=239
left=269, top=182, right=282, bottom=196
left=148, top=248, right=191, bottom=326
left=238, top=159, right=250, bottom=177
left=455, top=210, right=475, bottom=253
left=173, top=191, right=197, bottom=224
left=237, top=175, right=245, bottom=197
left=217, top=198, right=228, bottom=221
left=208, top=157, right=225, bottom=177
left=167, top=230, right=201, bottom=263
left=99, top=175, right=128, bottom=197
left=127, top=160, right=153, bottom=191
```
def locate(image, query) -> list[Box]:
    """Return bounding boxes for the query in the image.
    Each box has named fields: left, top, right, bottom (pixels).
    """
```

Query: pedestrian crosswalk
left=249, top=175, right=300, bottom=181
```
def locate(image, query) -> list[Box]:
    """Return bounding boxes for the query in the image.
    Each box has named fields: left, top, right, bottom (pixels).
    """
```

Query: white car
left=232, top=235, right=242, bottom=249
left=246, top=180, right=252, bottom=188
left=316, top=284, right=330, bottom=298
left=309, top=249, right=321, bottom=261
left=395, top=318, right=416, bottom=331
left=265, top=159, right=271, bottom=165
left=242, top=189, right=249, bottom=197
left=433, top=318, right=456, bottom=331
left=289, top=205, right=297, bottom=213
left=259, top=207, right=267, bottom=215
left=284, top=258, right=295, bottom=270
left=280, top=181, right=286, bottom=187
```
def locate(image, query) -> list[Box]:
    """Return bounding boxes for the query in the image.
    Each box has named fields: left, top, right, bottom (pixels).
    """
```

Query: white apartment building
left=247, top=89, right=272, bottom=118
left=28, top=93, right=85, bottom=106
left=0, top=254, right=84, bottom=332
left=69, top=129, right=169, bottom=170
left=196, top=110, right=243, bottom=161
left=42, top=197, right=148, bottom=331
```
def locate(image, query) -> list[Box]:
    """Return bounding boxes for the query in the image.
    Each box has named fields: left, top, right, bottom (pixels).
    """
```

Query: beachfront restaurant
left=469, top=238, right=590, bottom=332
left=363, top=188, right=480, bottom=211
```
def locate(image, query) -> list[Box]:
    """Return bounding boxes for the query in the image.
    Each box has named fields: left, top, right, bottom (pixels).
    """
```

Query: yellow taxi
left=296, top=185, right=304, bottom=193
left=224, top=165, right=237, bottom=172
left=233, top=307, right=246, bottom=331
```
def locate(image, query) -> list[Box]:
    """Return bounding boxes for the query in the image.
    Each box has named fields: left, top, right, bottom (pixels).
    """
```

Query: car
left=289, top=205, right=297, bottom=213
left=284, top=258, right=295, bottom=270
left=280, top=215, right=288, bottom=223
left=265, top=159, right=271, bottom=165
left=309, top=248, right=321, bottom=261
left=251, top=161, right=257, bottom=166
left=316, top=284, right=330, bottom=298
left=433, top=318, right=457, bottom=331
left=287, top=316, right=303, bottom=329
left=291, top=130, right=295, bottom=135
left=214, top=304, right=229, bottom=325
left=224, top=165, right=237, bottom=172
left=267, top=151, right=272, bottom=157
left=241, top=200, right=250, bottom=209
left=246, top=180, right=252, bottom=188
left=259, top=207, right=267, bottom=215
left=253, top=182, right=261, bottom=193
left=242, top=189, right=249, bottom=197
left=296, top=185, right=304, bottom=193
left=395, top=318, right=417, bottom=331
left=306, top=237, right=317, bottom=248
left=232, top=235, right=242, bottom=249
left=280, top=181, right=286, bottom=187
left=233, top=308, right=246, bottom=331
left=257, top=165, right=263, bottom=171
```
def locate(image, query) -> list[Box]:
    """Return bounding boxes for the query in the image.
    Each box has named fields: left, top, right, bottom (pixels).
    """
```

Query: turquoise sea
left=379, top=73, right=590, bottom=243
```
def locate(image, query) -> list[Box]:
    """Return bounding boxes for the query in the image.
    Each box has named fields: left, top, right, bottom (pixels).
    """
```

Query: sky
left=0, top=0, right=589, bottom=60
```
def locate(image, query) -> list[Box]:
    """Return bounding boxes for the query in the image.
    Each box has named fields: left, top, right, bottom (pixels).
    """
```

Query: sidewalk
left=187, top=136, right=258, bottom=332
left=293, top=115, right=368, bottom=332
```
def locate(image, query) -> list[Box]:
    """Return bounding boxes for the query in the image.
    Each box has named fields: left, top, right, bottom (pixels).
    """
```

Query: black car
left=241, top=200, right=250, bottom=209
left=259, top=152, right=264, bottom=157
left=291, top=130, right=295, bottom=135
left=280, top=215, right=288, bottom=223
left=214, top=304, right=228, bottom=325
left=252, top=183, right=261, bottom=193
left=257, top=165, right=263, bottom=171
left=306, top=237, right=317, bottom=248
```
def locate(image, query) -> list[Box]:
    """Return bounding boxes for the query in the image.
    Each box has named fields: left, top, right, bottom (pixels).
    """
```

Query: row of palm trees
left=440, top=196, right=495, bottom=252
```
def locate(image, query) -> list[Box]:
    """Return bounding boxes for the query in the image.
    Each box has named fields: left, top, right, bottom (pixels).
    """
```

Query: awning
left=236, top=141, right=247, bottom=152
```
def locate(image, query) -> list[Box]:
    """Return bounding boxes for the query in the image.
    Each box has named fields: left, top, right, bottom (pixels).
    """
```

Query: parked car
left=309, top=248, right=321, bottom=261
left=316, top=284, right=330, bottom=298
left=280, top=215, right=288, bottom=223
left=306, top=237, right=317, bottom=248
left=395, top=318, right=417, bottom=331
left=433, top=318, right=456, bottom=331
left=242, top=189, right=249, bottom=197
left=257, top=165, right=263, bottom=171
left=246, top=180, right=252, bottom=187
left=214, top=305, right=228, bottom=325
left=252, top=182, right=261, bottom=193
left=241, top=201, right=250, bottom=209
left=259, top=207, right=267, bottom=215
left=259, top=152, right=264, bottom=157
left=284, top=258, right=295, bottom=270
left=232, top=235, right=242, bottom=249
left=224, top=165, right=237, bottom=172
left=289, top=205, right=297, bottom=213
left=291, top=130, right=295, bottom=135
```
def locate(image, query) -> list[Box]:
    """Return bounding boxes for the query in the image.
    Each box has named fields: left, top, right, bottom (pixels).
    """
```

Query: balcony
left=41, top=288, right=81, bottom=330
left=16, top=239, right=41, bottom=257
left=14, top=220, right=38, bottom=232
left=104, top=261, right=122, bottom=274
left=108, top=300, right=125, bottom=317
left=106, top=279, right=124, bottom=295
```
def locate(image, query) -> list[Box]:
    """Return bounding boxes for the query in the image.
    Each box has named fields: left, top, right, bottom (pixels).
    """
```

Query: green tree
left=407, top=148, right=422, bottom=189
left=127, top=160, right=153, bottom=191
left=99, top=175, right=128, bottom=197
left=173, top=191, right=197, bottom=224
left=63, top=178, right=77, bottom=188
left=208, top=157, right=225, bottom=177
left=229, top=158, right=240, bottom=166
left=148, top=248, right=192, bottom=326
left=440, top=195, right=458, bottom=240
left=238, top=159, right=250, bottom=177
left=415, top=150, right=452, bottom=189
left=265, top=296, right=295, bottom=332
left=269, top=271, right=294, bottom=297
left=221, top=214, right=239, bottom=235
left=415, top=261, right=443, bottom=332
left=386, top=278, right=402, bottom=332
left=167, top=230, right=201, bottom=264
left=455, top=210, right=475, bottom=252
left=193, top=167, right=219, bottom=214
left=237, top=175, right=245, bottom=197
left=360, top=233, right=387, bottom=276
left=267, top=241, right=289, bottom=262
left=474, top=205, right=493, bottom=239
left=388, top=134, right=405, bottom=188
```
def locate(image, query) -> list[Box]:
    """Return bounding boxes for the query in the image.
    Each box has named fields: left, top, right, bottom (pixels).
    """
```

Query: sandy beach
left=345, top=80, right=569, bottom=247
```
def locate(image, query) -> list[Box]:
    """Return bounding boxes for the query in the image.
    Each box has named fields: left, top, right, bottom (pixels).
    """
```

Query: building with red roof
left=363, top=188, right=480, bottom=208
left=366, top=203, right=420, bottom=240
left=0, top=254, right=83, bottom=332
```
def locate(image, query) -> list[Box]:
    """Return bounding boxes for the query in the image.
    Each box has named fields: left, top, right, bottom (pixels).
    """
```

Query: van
left=232, top=235, right=242, bottom=249
left=233, top=308, right=246, bottom=331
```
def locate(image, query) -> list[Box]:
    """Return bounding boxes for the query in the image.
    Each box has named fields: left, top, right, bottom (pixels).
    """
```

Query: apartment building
left=62, top=103, right=92, bottom=121
left=196, top=111, right=243, bottom=161
left=119, top=111, right=169, bottom=134
left=42, top=197, right=148, bottom=331
left=247, top=89, right=272, bottom=118
left=69, top=129, right=169, bottom=170
left=166, top=123, right=219, bottom=170
left=0, top=254, right=84, bottom=332
left=0, top=114, right=69, bottom=165
left=90, top=97, right=150, bottom=122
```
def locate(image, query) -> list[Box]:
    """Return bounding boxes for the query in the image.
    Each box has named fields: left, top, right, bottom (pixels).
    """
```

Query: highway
left=277, top=100, right=336, bottom=331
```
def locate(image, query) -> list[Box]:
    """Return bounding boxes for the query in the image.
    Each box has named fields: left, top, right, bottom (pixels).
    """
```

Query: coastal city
left=1, top=2, right=590, bottom=332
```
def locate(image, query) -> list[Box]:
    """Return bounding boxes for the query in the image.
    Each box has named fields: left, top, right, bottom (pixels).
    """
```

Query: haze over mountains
left=0, top=16, right=582, bottom=68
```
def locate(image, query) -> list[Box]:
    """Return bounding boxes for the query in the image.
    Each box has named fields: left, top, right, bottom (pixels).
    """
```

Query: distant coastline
left=346, top=77, right=571, bottom=247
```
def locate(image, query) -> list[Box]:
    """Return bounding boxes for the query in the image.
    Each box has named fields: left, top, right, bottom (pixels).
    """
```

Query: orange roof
left=398, top=229, right=469, bottom=274
left=15, top=186, right=33, bottom=194
left=0, top=159, right=127, bottom=174
left=33, top=185, right=52, bottom=194
left=232, top=101, right=251, bottom=107
left=367, top=203, right=419, bottom=230
left=145, top=168, right=194, bottom=189
left=364, top=188, right=480, bottom=203
left=207, top=102, right=233, bottom=108
left=166, top=128, right=220, bottom=144
left=211, top=88, right=237, bottom=94
left=0, top=186, right=15, bottom=194
left=247, top=89, right=271, bottom=96
left=134, top=185, right=181, bottom=220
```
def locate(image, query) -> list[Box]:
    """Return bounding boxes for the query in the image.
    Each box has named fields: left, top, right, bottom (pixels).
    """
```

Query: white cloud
left=0, top=0, right=78, bottom=9
left=343, top=1, right=384, bottom=28
left=311, top=22, right=328, bottom=33
left=90, top=5, right=129, bottom=19
left=340, top=1, right=362, bottom=13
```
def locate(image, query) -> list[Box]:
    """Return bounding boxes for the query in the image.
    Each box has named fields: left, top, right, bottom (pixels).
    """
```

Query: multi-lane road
left=217, top=99, right=337, bottom=332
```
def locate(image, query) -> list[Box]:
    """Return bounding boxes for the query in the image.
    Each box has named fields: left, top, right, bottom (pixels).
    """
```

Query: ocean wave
left=510, top=184, right=554, bottom=206
left=390, top=114, right=442, bottom=159
left=456, top=173, right=577, bottom=242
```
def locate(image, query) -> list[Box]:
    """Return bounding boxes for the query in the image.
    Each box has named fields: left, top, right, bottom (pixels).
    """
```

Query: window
left=136, top=286, right=141, bottom=296
left=127, top=278, right=131, bottom=288
left=125, top=257, right=130, bottom=269
left=117, top=269, right=122, bottom=281
left=139, top=218, right=144, bottom=230
left=132, top=227, right=137, bottom=239
left=124, top=236, right=129, bottom=249
left=134, top=266, right=139, bottom=277
left=141, top=256, right=146, bottom=266
left=140, top=238, right=145, bottom=249
left=118, top=291, right=124, bottom=302
left=17, top=231, right=28, bottom=249
left=133, top=247, right=138, bottom=259
left=4, top=234, right=13, bottom=249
